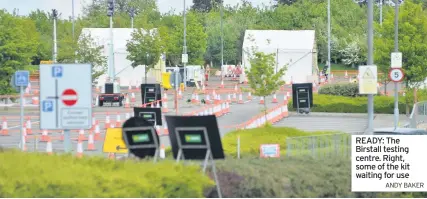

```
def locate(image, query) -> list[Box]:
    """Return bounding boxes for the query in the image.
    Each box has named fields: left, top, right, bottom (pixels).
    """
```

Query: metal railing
left=407, top=101, right=427, bottom=128
left=286, top=132, right=363, bottom=158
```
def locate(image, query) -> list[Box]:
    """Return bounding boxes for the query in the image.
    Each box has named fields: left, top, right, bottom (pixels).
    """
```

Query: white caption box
left=352, top=135, right=427, bottom=192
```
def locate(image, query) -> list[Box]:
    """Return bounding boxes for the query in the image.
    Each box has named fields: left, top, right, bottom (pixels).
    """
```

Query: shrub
left=221, top=126, right=336, bottom=158
left=318, top=83, right=363, bottom=97
left=208, top=157, right=354, bottom=198
left=208, top=157, right=427, bottom=198
left=0, top=150, right=214, bottom=198
left=288, top=94, right=408, bottom=114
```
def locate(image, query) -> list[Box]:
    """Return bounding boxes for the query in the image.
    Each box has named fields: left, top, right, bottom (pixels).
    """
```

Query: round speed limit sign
left=389, top=68, right=405, bottom=82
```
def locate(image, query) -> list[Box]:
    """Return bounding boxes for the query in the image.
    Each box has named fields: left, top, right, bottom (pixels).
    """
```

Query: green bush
left=288, top=94, right=408, bottom=114
left=318, top=83, right=363, bottom=97
left=207, top=157, right=427, bottom=198
left=0, top=150, right=214, bottom=198
left=221, top=126, right=336, bottom=158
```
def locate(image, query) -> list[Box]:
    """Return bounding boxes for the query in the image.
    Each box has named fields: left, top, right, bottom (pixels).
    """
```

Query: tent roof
left=79, top=28, right=156, bottom=52
left=242, top=30, right=315, bottom=51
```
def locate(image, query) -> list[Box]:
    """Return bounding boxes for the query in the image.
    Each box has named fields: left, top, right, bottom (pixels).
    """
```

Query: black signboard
left=133, top=107, right=162, bottom=126
left=140, top=83, right=162, bottom=107
left=165, top=115, right=225, bottom=160
left=122, top=117, right=160, bottom=160
left=292, top=83, right=313, bottom=109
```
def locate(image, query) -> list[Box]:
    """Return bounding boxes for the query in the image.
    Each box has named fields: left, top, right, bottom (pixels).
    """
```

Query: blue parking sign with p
left=52, top=66, right=62, bottom=78
left=42, top=100, right=53, bottom=112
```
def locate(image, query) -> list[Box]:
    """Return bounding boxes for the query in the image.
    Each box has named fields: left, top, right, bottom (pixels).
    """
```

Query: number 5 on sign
left=389, top=68, right=404, bottom=82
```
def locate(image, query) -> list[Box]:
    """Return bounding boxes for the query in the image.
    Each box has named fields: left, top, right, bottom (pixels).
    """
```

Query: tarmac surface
left=0, top=74, right=408, bottom=157
left=0, top=77, right=285, bottom=157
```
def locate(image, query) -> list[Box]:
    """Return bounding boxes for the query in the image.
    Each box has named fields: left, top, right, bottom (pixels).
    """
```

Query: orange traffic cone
left=272, top=93, right=278, bottom=103
left=247, top=92, right=252, bottom=100
left=105, top=113, right=111, bottom=129
left=178, top=90, right=183, bottom=100
left=76, top=137, right=83, bottom=158
left=162, top=101, right=169, bottom=113
left=124, top=96, right=130, bottom=108
left=238, top=93, right=244, bottom=104
left=160, top=144, right=166, bottom=159
left=205, top=94, right=211, bottom=105
left=26, top=117, right=32, bottom=135
left=1, top=117, right=9, bottom=136
left=163, top=122, right=169, bottom=135
left=131, top=92, right=136, bottom=102
left=46, top=137, right=53, bottom=155
left=40, top=129, right=49, bottom=142
left=86, top=131, right=96, bottom=151
left=232, top=93, right=237, bottom=102
left=78, top=129, right=87, bottom=141
left=94, top=123, right=102, bottom=141
left=115, top=113, right=121, bottom=127
left=220, top=80, right=224, bottom=88
left=259, top=96, right=265, bottom=104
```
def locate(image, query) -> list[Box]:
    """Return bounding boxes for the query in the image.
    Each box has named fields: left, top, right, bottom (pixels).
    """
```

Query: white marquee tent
left=242, top=30, right=319, bottom=84
left=79, top=28, right=164, bottom=87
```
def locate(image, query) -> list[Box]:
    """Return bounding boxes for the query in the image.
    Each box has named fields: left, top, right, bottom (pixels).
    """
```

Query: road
left=273, top=112, right=410, bottom=133
left=0, top=78, right=284, bottom=157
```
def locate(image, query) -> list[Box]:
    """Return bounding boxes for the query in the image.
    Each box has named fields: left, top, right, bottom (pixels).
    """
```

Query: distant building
left=79, top=28, right=165, bottom=87
left=242, top=30, right=319, bottom=84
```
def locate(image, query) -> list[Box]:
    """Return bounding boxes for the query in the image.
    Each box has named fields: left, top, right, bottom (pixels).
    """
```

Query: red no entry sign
left=62, top=89, right=78, bottom=106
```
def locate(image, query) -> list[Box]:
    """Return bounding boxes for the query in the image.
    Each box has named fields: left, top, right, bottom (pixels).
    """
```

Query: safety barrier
left=404, top=101, right=427, bottom=129
left=286, top=133, right=352, bottom=158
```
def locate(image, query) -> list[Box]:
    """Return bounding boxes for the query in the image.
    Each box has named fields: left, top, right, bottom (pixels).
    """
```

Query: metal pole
left=327, top=0, right=331, bottom=76
left=380, top=0, right=383, bottom=26
left=20, top=86, right=24, bottom=151
left=220, top=1, right=224, bottom=80
left=367, top=0, right=375, bottom=134
left=53, top=13, right=58, bottom=63
left=109, top=15, right=115, bottom=81
left=72, top=0, right=77, bottom=63
left=183, top=0, right=187, bottom=90
left=131, top=17, right=134, bottom=29
left=393, top=0, right=399, bottom=129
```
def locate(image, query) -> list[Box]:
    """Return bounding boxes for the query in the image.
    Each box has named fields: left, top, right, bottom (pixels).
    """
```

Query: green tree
left=74, top=33, right=107, bottom=83
left=0, top=11, right=39, bottom=94
left=192, top=0, right=223, bottom=12
left=245, top=51, right=286, bottom=121
left=375, top=0, right=427, bottom=111
left=160, top=12, right=207, bottom=66
left=274, top=0, right=298, bottom=6
left=126, top=29, right=162, bottom=83
left=204, top=10, right=240, bottom=66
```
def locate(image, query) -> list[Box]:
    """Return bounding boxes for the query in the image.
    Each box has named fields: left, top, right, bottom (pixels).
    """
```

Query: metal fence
left=408, top=101, right=427, bottom=128
left=286, top=133, right=361, bottom=158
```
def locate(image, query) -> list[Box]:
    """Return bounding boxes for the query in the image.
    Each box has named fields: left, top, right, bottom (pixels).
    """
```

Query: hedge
left=0, top=150, right=213, bottom=198
left=318, top=83, right=362, bottom=97
left=288, top=94, right=409, bottom=114
left=221, top=126, right=337, bottom=158
left=208, top=157, right=427, bottom=198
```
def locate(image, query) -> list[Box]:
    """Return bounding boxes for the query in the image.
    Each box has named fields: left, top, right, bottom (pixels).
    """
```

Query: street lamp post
left=220, top=0, right=224, bottom=81
left=72, top=0, right=77, bottom=63
left=393, top=0, right=400, bottom=129
left=366, top=0, right=375, bottom=134
left=327, top=0, right=331, bottom=79
left=107, top=0, right=115, bottom=83
left=145, top=53, right=149, bottom=83
left=183, top=0, right=187, bottom=90
left=129, top=8, right=135, bottom=29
